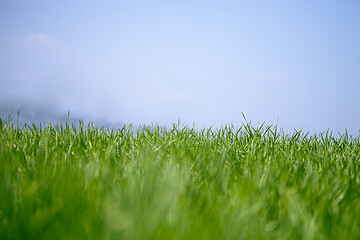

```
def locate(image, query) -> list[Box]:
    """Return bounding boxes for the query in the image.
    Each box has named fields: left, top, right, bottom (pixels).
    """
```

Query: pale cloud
left=20, top=33, right=60, bottom=47
left=17, top=33, right=70, bottom=58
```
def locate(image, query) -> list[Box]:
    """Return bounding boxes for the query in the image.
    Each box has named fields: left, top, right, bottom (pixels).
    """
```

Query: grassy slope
left=0, top=120, right=360, bottom=240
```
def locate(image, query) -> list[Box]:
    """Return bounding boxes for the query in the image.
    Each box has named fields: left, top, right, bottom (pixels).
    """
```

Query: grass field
left=1, top=118, right=360, bottom=239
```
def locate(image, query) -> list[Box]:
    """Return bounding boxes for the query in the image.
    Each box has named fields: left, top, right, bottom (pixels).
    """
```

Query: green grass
left=1, top=118, right=360, bottom=239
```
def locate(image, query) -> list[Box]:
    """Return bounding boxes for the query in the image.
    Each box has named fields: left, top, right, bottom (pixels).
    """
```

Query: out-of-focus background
left=1, top=0, right=359, bottom=135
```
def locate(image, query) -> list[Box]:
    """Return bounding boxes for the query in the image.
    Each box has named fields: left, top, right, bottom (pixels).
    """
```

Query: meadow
left=0, top=118, right=359, bottom=240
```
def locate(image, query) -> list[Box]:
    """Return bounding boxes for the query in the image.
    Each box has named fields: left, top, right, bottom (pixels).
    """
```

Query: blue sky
left=1, top=0, right=359, bottom=135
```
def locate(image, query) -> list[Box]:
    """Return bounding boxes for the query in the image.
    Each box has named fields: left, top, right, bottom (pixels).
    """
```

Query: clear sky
left=1, top=0, right=359, bottom=135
